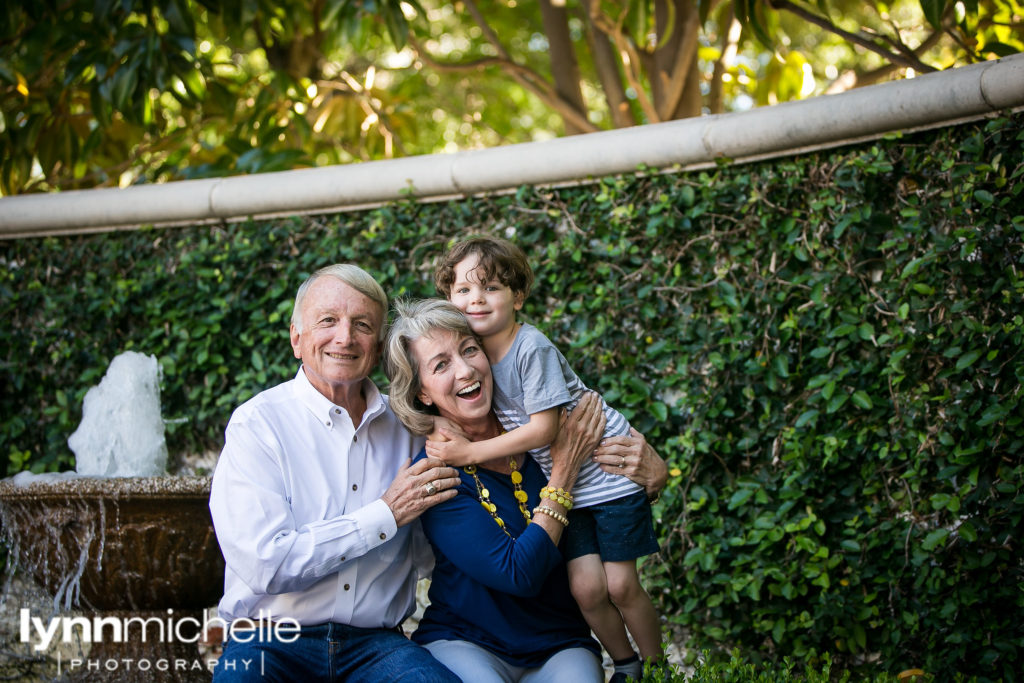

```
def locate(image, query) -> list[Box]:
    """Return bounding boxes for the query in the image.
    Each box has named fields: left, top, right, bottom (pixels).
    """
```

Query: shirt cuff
left=352, top=498, right=399, bottom=550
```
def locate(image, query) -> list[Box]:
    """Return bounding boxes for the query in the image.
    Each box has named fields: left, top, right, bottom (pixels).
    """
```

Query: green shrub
left=1, top=113, right=1021, bottom=679
left=646, top=650, right=903, bottom=682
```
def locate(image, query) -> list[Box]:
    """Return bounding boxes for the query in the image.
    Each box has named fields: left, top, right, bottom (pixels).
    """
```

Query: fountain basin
left=0, top=475, right=223, bottom=612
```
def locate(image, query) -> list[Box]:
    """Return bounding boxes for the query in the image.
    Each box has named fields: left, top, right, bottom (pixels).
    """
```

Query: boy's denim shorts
left=563, top=490, right=659, bottom=562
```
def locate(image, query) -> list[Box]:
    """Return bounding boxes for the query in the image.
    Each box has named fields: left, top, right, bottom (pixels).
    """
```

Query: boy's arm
left=425, top=408, right=560, bottom=466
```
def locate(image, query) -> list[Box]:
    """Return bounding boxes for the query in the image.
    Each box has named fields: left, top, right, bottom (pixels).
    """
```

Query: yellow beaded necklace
left=464, top=456, right=532, bottom=537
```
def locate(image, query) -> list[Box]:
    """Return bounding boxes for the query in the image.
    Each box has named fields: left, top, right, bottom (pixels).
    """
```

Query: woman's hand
left=547, top=392, right=606, bottom=490
left=593, top=428, right=668, bottom=501
left=381, top=456, right=461, bottom=527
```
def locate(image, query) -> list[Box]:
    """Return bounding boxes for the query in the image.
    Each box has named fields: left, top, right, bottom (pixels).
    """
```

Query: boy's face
left=449, top=255, right=524, bottom=339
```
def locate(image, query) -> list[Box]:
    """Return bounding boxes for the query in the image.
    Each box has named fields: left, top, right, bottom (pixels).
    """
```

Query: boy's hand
left=425, top=428, right=475, bottom=465
left=427, top=416, right=462, bottom=442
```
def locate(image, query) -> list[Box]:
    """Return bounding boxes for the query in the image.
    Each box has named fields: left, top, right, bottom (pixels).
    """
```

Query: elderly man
left=209, top=264, right=461, bottom=682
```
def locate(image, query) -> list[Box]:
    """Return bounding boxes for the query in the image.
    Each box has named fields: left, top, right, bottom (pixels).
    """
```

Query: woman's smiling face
left=411, top=328, right=493, bottom=428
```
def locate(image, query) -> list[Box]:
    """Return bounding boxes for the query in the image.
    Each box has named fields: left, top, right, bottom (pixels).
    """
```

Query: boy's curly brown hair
left=434, top=235, right=534, bottom=299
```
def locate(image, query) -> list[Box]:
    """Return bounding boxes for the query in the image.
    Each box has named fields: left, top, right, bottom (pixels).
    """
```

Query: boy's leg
left=567, top=553, right=635, bottom=661
left=588, top=491, right=663, bottom=662
left=605, top=559, right=663, bottom=661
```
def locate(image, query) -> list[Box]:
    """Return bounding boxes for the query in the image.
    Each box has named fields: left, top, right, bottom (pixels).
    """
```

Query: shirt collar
left=293, top=366, right=385, bottom=430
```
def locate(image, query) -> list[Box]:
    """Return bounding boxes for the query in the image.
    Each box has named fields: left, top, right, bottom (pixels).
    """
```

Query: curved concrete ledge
left=2, top=53, right=1022, bottom=239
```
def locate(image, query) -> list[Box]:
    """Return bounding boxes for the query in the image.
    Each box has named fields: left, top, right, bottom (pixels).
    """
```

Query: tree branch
left=652, top=0, right=700, bottom=120
left=584, top=0, right=661, bottom=123
left=320, top=71, right=407, bottom=158
left=539, top=0, right=588, bottom=135
left=407, top=36, right=599, bottom=134
left=709, top=5, right=740, bottom=114
left=824, top=27, right=945, bottom=94
left=769, top=0, right=937, bottom=73
left=582, top=9, right=635, bottom=127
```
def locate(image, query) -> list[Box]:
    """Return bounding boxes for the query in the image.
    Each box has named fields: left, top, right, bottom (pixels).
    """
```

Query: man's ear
left=290, top=324, right=302, bottom=360
left=513, top=291, right=525, bottom=311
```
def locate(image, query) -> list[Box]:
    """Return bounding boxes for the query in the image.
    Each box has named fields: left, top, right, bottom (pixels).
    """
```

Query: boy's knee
left=606, top=572, right=645, bottom=607
left=570, top=573, right=608, bottom=611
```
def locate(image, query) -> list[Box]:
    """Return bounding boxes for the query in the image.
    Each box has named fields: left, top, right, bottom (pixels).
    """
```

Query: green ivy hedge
left=2, top=113, right=1022, bottom=679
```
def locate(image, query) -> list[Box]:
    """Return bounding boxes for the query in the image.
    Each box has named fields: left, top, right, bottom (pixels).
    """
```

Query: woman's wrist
left=545, top=477, right=577, bottom=506
left=539, top=486, right=574, bottom=510
left=532, top=504, right=569, bottom=526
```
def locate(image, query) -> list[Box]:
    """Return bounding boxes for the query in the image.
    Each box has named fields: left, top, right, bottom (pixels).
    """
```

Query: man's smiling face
left=290, top=276, right=383, bottom=404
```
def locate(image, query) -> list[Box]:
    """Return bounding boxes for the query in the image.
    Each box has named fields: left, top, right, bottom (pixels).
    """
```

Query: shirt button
left=340, top=556, right=346, bottom=562
left=344, top=584, right=350, bottom=591
left=379, top=532, right=386, bottom=540
left=353, top=435, right=358, bottom=443
left=352, top=484, right=358, bottom=491
left=334, top=408, right=341, bottom=414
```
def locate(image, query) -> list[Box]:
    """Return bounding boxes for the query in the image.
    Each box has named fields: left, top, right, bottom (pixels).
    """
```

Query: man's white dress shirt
left=210, top=368, right=431, bottom=628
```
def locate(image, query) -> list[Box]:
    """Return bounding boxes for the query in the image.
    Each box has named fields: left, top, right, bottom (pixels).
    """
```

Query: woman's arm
left=592, top=427, right=668, bottom=501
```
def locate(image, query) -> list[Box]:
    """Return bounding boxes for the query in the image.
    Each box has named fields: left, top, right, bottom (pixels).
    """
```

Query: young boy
left=429, top=235, right=662, bottom=682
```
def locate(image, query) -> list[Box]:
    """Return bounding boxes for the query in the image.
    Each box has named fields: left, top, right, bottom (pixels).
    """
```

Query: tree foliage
left=1, top=0, right=1020, bottom=195
left=2, top=113, right=1022, bottom=678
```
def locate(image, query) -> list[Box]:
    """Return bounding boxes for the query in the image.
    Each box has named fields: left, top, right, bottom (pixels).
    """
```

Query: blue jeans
left=213, top=622, right=459, bottom=683
left=423, top=639, right=603, bottom=683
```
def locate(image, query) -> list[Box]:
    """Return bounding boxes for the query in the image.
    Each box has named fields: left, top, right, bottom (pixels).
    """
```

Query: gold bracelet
left=533, top=504, right=569, bottom=526
left=539, top=486, right=574, bottom=510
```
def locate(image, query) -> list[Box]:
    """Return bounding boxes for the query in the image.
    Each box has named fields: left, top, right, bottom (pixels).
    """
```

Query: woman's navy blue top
left=411, top=448, right=599, bottom=667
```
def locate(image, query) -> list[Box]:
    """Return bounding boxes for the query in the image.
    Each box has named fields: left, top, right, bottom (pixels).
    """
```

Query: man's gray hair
left=291, top=264, right=389, bottom=340
left=384, top=298, right=478, bottom=436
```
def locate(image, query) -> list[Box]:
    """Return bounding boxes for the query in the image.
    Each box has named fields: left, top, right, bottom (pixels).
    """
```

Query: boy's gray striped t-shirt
left=489, top=323, right=642, bottom=508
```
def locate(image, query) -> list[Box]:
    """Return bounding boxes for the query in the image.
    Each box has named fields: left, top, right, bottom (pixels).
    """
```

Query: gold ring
left=424, top=481, right=437, bottom=496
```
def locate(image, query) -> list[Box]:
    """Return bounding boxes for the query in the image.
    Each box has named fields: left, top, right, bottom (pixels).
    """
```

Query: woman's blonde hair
left=385, top=298, right=479, bottom=435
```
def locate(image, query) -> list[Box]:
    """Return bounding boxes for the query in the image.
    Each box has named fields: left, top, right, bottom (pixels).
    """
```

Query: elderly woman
left=384, top=299, right=666, bottom=682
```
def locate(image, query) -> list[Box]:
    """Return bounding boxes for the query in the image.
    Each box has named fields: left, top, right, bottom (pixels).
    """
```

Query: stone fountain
left=0, top=352, right=225, bottom=682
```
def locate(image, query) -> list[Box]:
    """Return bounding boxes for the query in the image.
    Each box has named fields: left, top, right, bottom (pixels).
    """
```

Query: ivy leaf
left=851, top=391, right=873, bottom=410
left=795, top=409, right=819, bottom=428
left=974, top=189, right=995, bottom=206
left=956, top=348, right=983, bottom=370
left=921, top=528, right=950, bottom=551
left=728, top=487, right=755, bottom=510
